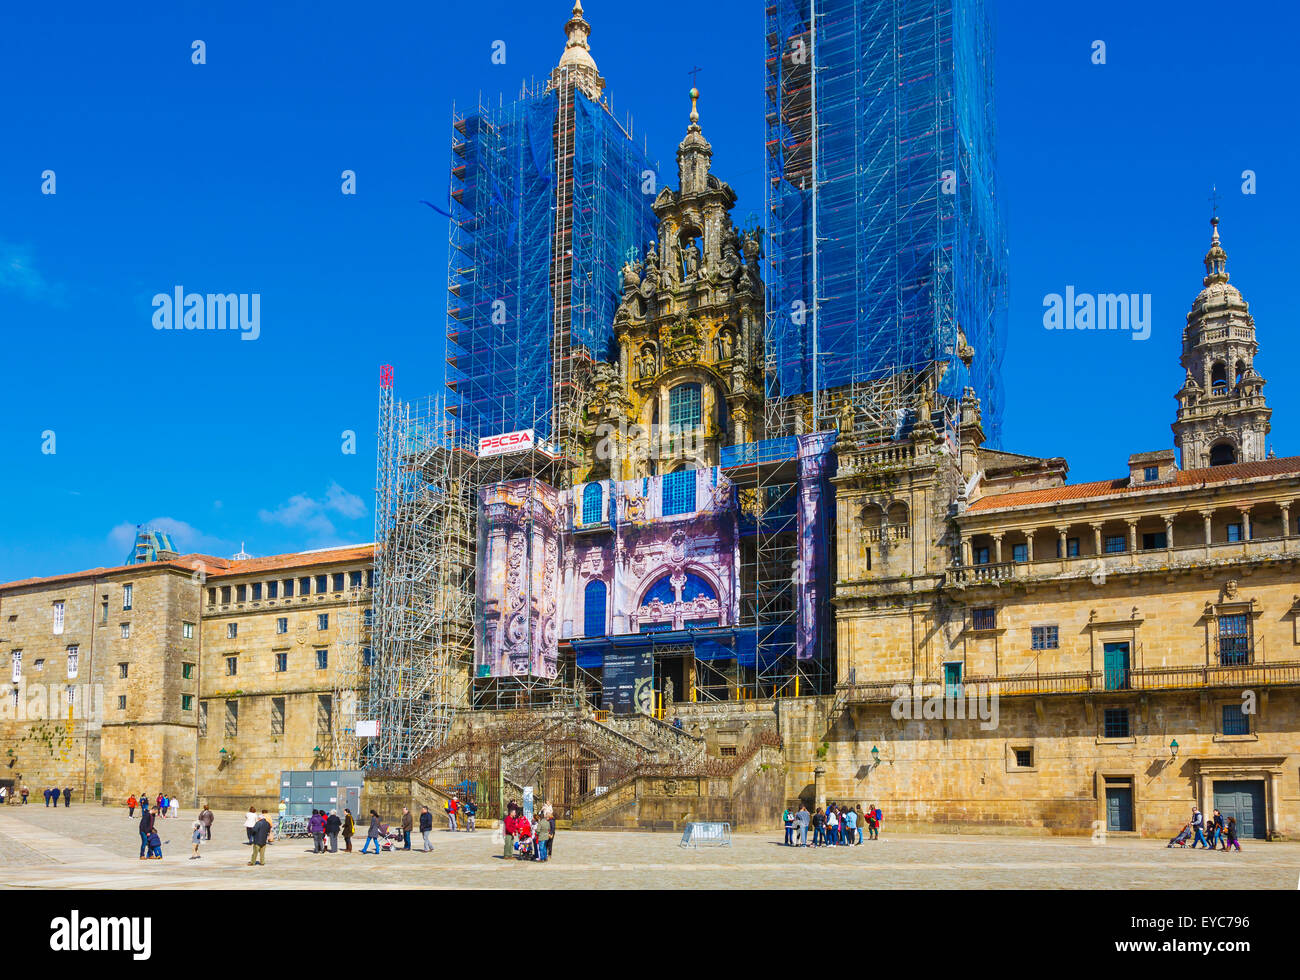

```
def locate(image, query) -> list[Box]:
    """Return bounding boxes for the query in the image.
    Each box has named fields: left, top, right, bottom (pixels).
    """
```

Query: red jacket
left=517, top=816, right=532, bottom=838
left=504, top=814, right=517, bottom=835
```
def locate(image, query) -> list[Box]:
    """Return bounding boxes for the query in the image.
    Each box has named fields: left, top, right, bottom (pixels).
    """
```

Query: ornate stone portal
left=574, top=89, right=765, bottom=483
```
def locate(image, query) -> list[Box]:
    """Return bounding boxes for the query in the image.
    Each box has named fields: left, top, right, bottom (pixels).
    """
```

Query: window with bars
left=316, top=649, right=329, bottom=670
left=300, top=577, right=311, bottom=595
left=1218, top=614, right=1251, bottom=665
left=66, top=646, right=78, bottom=678
left=662, top=469, right=696, bottom=516
left=276, top=617, right=288, bottom=634
left=584, top=580, right=607, bottom=637
left=1103, top=707, right=1130, bottom=739
left=333, top=573, right=345, bottom=592
left=284, top=579, right=295, bottom=597
left=1221, top=703, right=1250, bottom=736
left=1031, top=626, right=1059, bottom=650
left=227, top=623, right=238, bottom=640
left=271, top=697, right=285, bottom=735
left=225, top=656, right=238, bottom=676
left=267, top=581, right=279, bottom=599
left=236, top=585, right=246, bottom=602
left=251, top=583, right=262, bottom=601
left=317, top=613, right=329, bottom=631
left=120, top=622, right=130, bottom=639
left=971, top=607, right=996, bottom=631
left=52, top=601, right=64, bottom=635
left=1012, top=544, right=1028, bottom=563
left=1104, top=535, right=1127, bottom=554
left=10, top=650, right=21, bottom=683
left=118, top=695, right=126, bottom=711
left=582, top=483, right=603, bottom=524
left=350, top=570, right=363, bottom=589
left=275, top=652, right=288, bottom=672
left=123, top=584, right=133, bottom=610
left=224, top=701, right=238, bottom=737
left=668, top=383, right=702, bottom=428
left=1014, top=748, right=1034, bottom=768
left=181, top=694, right=193, bottom=711
left=315, top=575, right=328, bottom=594
left=118, top=663, right=129, bottom=679
left=183, top=621, right=194, bottom=639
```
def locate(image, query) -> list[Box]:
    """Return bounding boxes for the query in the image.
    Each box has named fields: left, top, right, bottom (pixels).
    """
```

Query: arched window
left=1235, top=361, right=1247, bottom=385
left=583, top=580, right=607, bottom=637
left=669, top=383, right=702, bottom=429
left=1209, top=442, right=1236, bottom=467
left=581, top=483, right=602, bottom=525
left=1211, top=362, right=1228, bottom=394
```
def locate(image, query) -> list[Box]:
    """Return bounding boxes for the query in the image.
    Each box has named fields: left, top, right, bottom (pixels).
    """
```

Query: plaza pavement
left=0, top=804, right=1296, bottom=889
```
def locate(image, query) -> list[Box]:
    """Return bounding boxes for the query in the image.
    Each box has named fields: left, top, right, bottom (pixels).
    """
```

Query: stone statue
left=645, top=243, right=659, bottom=279
left=639, top=346, right=656, bottom=380
left=665, top=677, right=674, bottom=707
left=719, top=230, right=741, bottom=280
left=683, top=240, right=701, bottom=281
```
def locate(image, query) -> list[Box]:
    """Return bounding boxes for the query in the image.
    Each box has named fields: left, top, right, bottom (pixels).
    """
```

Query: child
left=1224, top=816, right=1242, bottom=852
left=190, top=820, right=203, bottom=860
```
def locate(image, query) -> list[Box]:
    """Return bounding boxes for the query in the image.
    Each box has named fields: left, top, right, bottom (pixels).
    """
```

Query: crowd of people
left=125, top=793, right=181, bottom=819
left=1167, top=806, right=1243, bottom=851
left=502, top=799, right=556, bottom=861
left=40, top=786, right=73, bottom=807
left=781, top=801, right=882, bottom=846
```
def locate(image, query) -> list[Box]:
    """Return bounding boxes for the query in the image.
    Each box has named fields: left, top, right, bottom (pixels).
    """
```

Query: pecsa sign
left=479, top=428, right=535, bottom=457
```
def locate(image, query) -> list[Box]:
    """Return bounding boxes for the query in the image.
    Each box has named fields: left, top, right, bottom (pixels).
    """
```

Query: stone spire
left=677, top=87, right=713, bottom=196
left=1172, top=216, right=1271, bottom=468
left=548, top=1, right=605, bottom=101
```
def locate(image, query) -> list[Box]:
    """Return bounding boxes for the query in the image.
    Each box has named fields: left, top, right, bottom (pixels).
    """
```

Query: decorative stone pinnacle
left=690, top=87, right=700, bottom=127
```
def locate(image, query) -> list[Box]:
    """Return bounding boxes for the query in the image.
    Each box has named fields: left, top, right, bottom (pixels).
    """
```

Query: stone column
left=1239, top=506, right=1252, bottom=542
left=1163, top=515, right=1175, bottom=551
left=992, top=533, right=1003, bottom=564
left=1281, top=501, right=1293, bottom=539
left=960, top=534, right=971, bottom=568
left=1127, top=519, right=1138, bottom=554
left=1201, top=510, right=1214, bottom=546
left=1025, top=530, right=1035, bottom=562
left=814, top=765, right=826, bottom=810
left=1091, top=523, right=1103, bottom=556
left=1056, top=526, right=1068, bottom=560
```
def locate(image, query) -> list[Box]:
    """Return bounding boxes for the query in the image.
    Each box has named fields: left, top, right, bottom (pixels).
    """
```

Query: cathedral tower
left=1172, top=216, right=1271, bottom=468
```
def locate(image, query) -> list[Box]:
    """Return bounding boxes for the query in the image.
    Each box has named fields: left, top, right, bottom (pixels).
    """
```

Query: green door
left=1105, top=785, right=1134, bottom=832
left=1103, top=642, right=1130, bottom=690
left=943, top=662, right=963, bottom=698
left=1213, top=780, right=1267, bottom=840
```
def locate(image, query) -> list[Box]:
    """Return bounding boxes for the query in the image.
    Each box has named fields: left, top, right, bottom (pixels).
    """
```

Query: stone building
left=0, top=542, right=372, bottom=809
left=819, top=219, right=1300, bottom=838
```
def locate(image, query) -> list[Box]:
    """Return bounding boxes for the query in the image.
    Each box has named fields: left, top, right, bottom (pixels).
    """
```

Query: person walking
left=1190, top=806, right=1209, bottom=848
left=62, top=786, right=72, bottom=808
left=244, top=806, right=258, bottom=845
left=400, top=807, right=413, bottom=851
left=419, top=806, right=433, bottom=852
left=138, top=807, right=155, bottom=860
left=465, top=799, right=477, bottom=833
left=309, top=809, right=325, bottom=854
left=1209, top=809, right=1224, bottom=850
left=342, top=809, right=355, bottom=852
left=42, top=788, right=50, bottom=807
left=782, top=805, right=795, bottom=846
left=248, top=811, right=271, bottom=866
left=190, top=820, right=203, bottom=860
left=169, top=794, right=180, bottom=819
left=547, top=807, right=556, bottom=859
left=1224, top=816, right=1242, bottom=852
left=446, top=796, right=459, bottom=832
left=872, top=804, right=883, bottom=839
left=127, top=794, right=138, bottom=818
left=20, top=785, right=28, bottom=804
left=325, top=810, right=341, bottom=853
left=199, top=805, right=214, bottom=841
left=361, top=810, right=381, bottom=854
left=277, top=798, right=288, bottom=835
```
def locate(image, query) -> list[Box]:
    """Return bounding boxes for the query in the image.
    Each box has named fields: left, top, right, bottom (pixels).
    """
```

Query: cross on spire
left=1209, top=185, right=1221, bottom=217
left=688, top=65, right=703, bottom=86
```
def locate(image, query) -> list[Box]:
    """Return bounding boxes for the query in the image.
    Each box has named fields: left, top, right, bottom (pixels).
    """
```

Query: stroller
left=513, top=833, right=536, bottom=861
left=1167, top=823, right=1192, bottom=848
left=380, top=823, right=404, bottom=852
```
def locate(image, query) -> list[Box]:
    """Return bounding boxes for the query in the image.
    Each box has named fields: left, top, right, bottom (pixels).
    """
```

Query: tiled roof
left=967, top=456, right=1300, bottom=513
left=204, top=544, right=374, bottom=578
left=0, top=555, right=225, bottom=592
left=0, top=544, right=374, bottom=592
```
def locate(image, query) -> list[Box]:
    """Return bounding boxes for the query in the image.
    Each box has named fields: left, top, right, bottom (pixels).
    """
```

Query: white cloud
left=258, top=481, right=367, bottom=539
left=0, top=241, right=59, bottom=303
left=108, top=517, right=232, bottom=558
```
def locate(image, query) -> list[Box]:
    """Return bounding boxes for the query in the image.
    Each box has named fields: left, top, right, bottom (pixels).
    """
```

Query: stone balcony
left=948, top=534, right=1300, bottom=588
left=839, top=659, right=1300, bottom=703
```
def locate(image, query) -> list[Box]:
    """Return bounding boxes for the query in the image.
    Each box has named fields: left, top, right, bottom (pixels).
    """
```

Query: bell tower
left=1172, top=216, right=1271, bottom=468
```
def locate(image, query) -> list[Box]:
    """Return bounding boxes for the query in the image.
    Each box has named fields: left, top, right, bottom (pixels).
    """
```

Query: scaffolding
left=763, top=0, right=1008, bottom=446
left=446, top=78, right=658, bottom=454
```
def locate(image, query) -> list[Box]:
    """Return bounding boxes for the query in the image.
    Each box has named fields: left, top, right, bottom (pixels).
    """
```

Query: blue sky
left=2, top=0, right=1297, bottom=581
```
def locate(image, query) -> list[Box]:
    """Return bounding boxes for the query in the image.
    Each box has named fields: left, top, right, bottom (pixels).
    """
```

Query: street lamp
left=870, top=745, right=880, bottom=766
left=1169, top=738, right=1179, bottom=761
